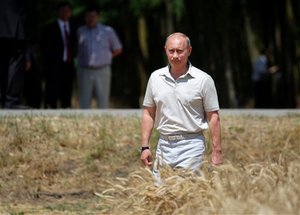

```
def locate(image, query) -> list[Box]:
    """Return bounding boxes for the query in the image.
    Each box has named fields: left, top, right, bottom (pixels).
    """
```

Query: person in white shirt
left=140, top=32, right=222, bottom=181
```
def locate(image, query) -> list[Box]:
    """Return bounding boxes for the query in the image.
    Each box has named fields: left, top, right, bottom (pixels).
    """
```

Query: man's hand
left=211, top=150, right=223, bottom=165
left=141, top=149, right=152, bottom=166
left=269, top=65, right=279, bottom=74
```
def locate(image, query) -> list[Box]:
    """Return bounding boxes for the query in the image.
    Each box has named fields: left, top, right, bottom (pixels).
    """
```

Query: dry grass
left=0, top=113, right=299, bottom=214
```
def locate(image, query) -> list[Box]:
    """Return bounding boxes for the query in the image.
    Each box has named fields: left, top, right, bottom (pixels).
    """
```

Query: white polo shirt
left=143, top=63, right=219, bottom=135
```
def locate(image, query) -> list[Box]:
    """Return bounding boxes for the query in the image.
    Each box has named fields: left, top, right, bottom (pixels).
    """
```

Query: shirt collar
left=259, top=54, right=267, bottom=62
left=186, top=62, right=196, bottom=78
left=57, top=19, right=69, bottom=28
left=160, top=61, right=195, bottom=78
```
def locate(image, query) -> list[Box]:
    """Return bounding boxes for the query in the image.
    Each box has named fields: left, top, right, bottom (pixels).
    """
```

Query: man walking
left=140, top=32, right=222, bottom=181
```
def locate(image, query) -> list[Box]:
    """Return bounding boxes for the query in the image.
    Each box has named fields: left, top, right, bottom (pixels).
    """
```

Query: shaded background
left=25, top=0, right=300, bottom=108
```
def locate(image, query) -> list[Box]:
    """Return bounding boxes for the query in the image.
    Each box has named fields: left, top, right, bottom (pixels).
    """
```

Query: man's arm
left=206, top=110, right=223, bottom=165
left=112, top=48, right=122, bottom=57
left=140, top=106, right=156, bottom=166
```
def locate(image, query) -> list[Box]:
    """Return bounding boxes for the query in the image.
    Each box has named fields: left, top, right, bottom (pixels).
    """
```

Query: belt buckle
left=168, top=135, right=184, bottom=141
left=168, top=136, right=176, bottom=141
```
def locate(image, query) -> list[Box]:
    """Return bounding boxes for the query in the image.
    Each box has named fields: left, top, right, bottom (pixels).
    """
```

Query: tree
left=24, top=0, right=300, bottom=108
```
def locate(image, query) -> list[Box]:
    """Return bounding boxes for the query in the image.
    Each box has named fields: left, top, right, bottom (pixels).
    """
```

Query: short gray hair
left=165, top=32, right=191, bottom=47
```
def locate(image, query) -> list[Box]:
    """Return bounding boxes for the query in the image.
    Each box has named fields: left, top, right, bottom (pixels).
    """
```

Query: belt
left=160, top=133, right=202, bottom=141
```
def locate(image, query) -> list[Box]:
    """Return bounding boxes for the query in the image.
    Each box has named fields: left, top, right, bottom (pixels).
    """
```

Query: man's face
left=85, top=11, right=99, bottom=28
left=58, top=5, right=72, bottom=21
left=165, top=36, right=192, bottom=67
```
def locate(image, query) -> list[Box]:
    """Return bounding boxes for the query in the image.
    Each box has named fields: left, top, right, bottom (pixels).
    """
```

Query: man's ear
left=188, top=46, right=192, bottom=56
left=164, top=46, right=169, bottom=55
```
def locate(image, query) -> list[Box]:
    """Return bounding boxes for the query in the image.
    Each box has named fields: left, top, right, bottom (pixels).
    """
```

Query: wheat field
left=0, top=113, right=299, bottom=214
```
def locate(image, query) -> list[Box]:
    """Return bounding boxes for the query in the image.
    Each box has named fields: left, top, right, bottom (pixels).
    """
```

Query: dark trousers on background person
left=44, top=61, right=74, bottom=109
left=0, top=38, right=26, bottom=108
left=254, top=79, right=272, bottom=108
left=23, top=65, right=42, bottom=108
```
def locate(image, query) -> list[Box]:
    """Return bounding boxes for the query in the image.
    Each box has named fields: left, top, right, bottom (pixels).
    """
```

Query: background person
left=41, top=1, right=77, bottom=109
left=140, top=32, right=222, bottom=182
left=23, top=41, right=42, bottom=108
left=252, top=49, right=279, bottom=108
left=77, top=5, right=123, bottom=109
left=0, top=0, right=27, bottom=109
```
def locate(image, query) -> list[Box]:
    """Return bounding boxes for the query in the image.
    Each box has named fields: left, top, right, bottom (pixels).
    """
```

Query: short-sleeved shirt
left=143, top=63, right=219, bottom=135
left=77, top=23, right=122, bottom=68
left=252, top=54, right=268, bottom=81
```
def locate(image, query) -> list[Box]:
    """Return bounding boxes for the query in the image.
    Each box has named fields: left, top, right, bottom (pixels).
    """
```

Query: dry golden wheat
left=0, top=114, right=299, bottom=214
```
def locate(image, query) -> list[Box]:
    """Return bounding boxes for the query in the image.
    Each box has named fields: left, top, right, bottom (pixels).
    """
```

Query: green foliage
left=25, top=0, right=300, bottom=108
left=172, top=0, right=185, bottom=21
left=128, top=0, right=184, bottom=19
left=129, top=0, right=162, bottom=16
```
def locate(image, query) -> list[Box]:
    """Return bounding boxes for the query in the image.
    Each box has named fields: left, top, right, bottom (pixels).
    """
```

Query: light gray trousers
left=153, top=134, right=205, bottom=183
left=77, top=66, right=111, bottom=109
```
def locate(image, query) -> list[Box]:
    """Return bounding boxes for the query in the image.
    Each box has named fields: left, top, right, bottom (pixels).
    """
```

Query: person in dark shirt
left=40, top=1, right=77, bottom=108
left=0, top=0, right=27, bottom=108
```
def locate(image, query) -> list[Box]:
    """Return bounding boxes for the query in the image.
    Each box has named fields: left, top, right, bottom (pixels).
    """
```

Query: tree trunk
left=163, top=0, right=174, bottom=35
left=137, top=16, right=149, bottom=106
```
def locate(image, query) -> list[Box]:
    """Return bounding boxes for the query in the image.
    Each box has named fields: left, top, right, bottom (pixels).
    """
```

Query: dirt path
left=0, top=108, right=299, bottom=117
